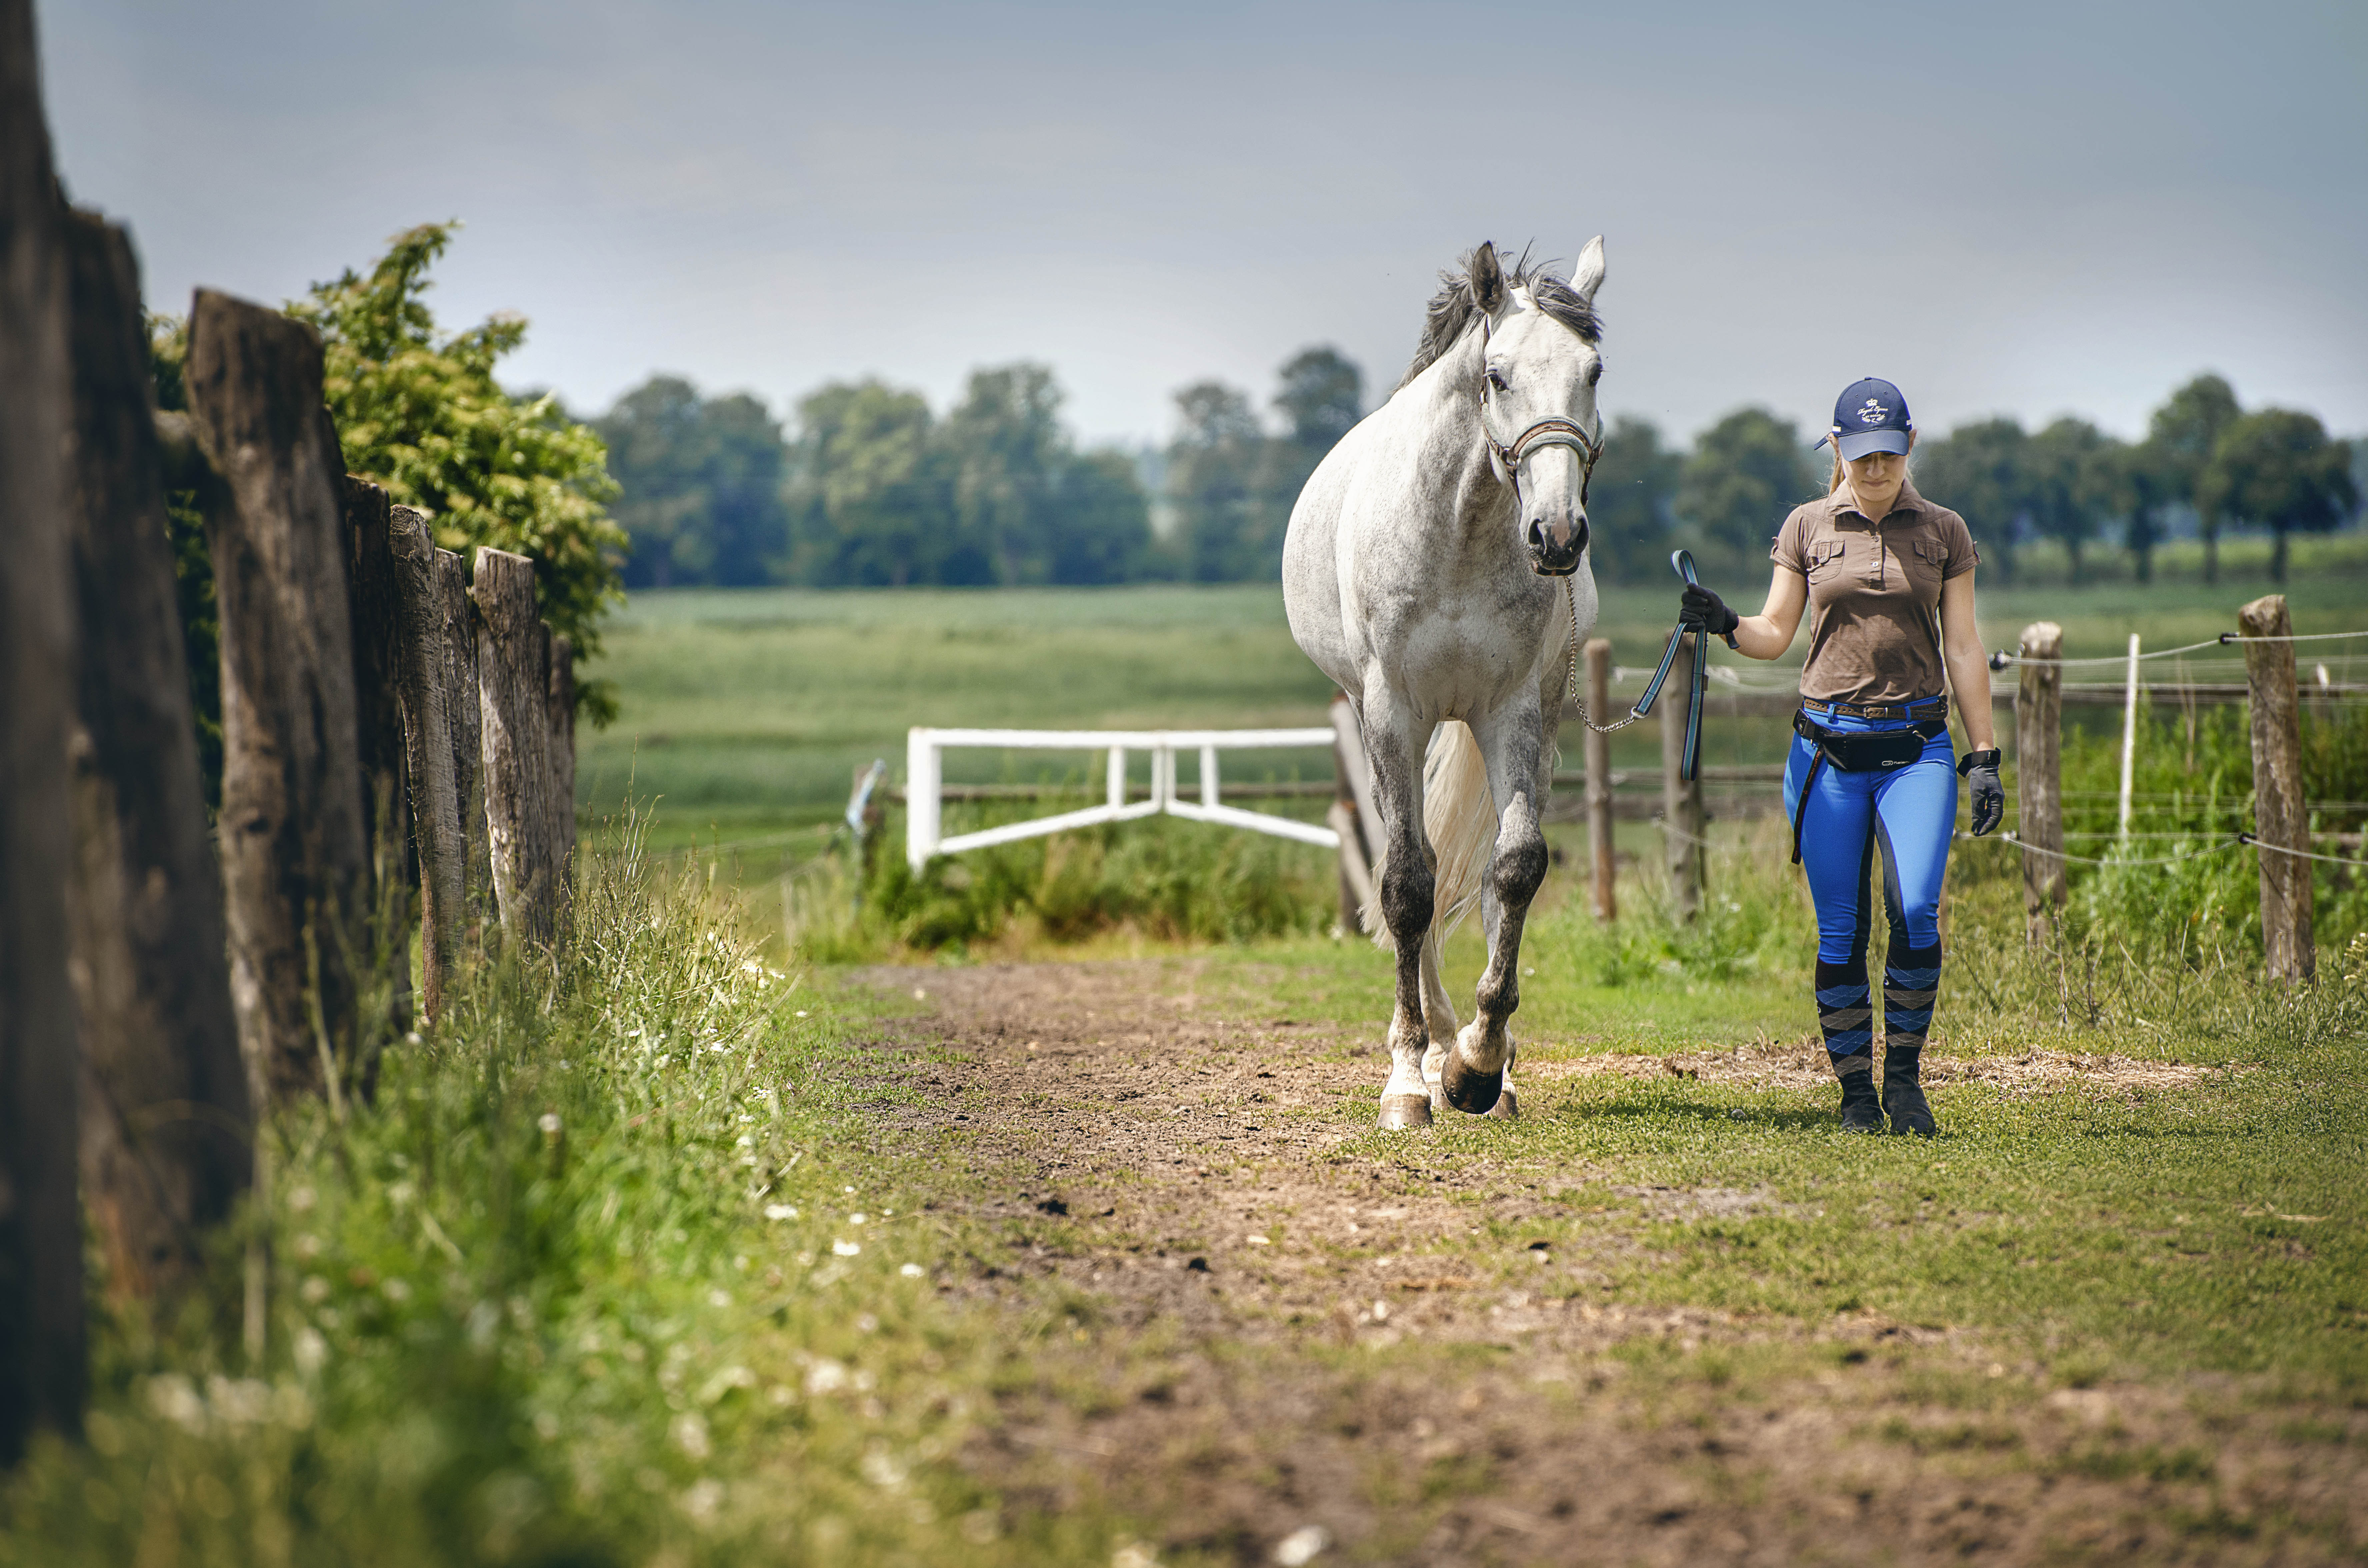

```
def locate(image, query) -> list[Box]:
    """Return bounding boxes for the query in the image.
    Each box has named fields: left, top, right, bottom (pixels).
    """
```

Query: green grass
left=582, top=532, right=2368, bottom=861
left=0, top=819, right=1161, bottom=1567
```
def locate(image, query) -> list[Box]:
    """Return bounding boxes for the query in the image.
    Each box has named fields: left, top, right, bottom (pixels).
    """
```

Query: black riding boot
left=1817, top=959, right=1881, bottom=1133
left=1881, top=940, right=1941, bottom=1137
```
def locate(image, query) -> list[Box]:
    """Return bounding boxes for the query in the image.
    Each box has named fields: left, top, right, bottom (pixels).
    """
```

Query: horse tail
left=1358, top=720, right=1497, bottom=952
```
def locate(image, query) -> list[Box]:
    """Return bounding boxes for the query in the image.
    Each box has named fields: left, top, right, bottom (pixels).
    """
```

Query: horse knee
left=1382, top=852, right=1434, bottom=941
left=1490, top=824, right=1548, bottom=911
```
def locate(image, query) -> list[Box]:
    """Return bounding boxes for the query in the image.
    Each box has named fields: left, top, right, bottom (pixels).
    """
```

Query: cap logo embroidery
left=1858, top=398, right=1889, bottom=425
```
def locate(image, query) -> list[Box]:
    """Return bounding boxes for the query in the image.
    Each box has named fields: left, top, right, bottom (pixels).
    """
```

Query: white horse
left=1283, top=240, right=1605, bottom=1129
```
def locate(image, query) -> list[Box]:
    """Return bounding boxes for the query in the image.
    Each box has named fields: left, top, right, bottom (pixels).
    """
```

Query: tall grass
left=0, top=813, right=1139, bottom=1566
left=788, top=798, right=1339, bottom=961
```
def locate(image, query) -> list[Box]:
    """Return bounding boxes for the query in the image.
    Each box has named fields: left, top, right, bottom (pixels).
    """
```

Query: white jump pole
left=906, top=728, right=941, bottom=871
left=2117, top=633, right=2140, bottom=845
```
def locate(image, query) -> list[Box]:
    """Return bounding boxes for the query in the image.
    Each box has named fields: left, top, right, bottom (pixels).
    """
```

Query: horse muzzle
left=1527, top=515, right=1588, bottom=577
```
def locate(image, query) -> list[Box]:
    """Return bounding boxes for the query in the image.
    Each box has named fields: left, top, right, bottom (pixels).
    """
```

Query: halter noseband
left=1476, top=311, right=1603, bottom=506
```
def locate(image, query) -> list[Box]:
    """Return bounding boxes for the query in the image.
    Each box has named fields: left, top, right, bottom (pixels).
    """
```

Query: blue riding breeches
left=1787, top=710, right=1957, bottom=1070
left=1783, top=710, right=1958, bottom=967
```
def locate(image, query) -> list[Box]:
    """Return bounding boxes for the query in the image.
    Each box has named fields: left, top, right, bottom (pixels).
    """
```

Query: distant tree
left=1914, top=418, right=2031, bottom=583
left=1676, top=408, right=1814, bottom=571
left=599, top=376, right=788, bottom=589
left=785, top=380, right=954, bottom=586
left=1257, top=346, right=1366, bottom=570
left=1586, top=416, right=1680, bottom=585
left=2199, top=409, right=2359, bottom=584
left=942, top=363, right=1067, bottom=584
left=2026, top=418, right=2123, bottom=586
left=2142, top=374, right=2242, bottom=583
left=1272, top=345, right=1364, bottom=450
left=1045, top=449, right=1153, bottom=584
left=2119, top=441, right=2176, bottom=584
left=1169, top=381, right=1270, bottom=582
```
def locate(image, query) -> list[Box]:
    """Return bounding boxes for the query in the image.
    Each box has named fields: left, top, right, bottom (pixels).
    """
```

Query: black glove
left=1959, top=748, right=2004, bottom=837
left=1679, top=582, right=1739, bottom=638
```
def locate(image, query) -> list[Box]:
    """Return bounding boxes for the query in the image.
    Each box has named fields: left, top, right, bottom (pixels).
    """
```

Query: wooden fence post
left=435, top=548, right=489, bottom=920
left=344, top=477, right=412, bottom=1034
left=2016, top=622, right=2065, bottom=943
left=547, top=631, right=577, bottom=925
left=61, top=208, right=250, bottom=1304
left=1327, top=694, right=1378, bottom=930
left=1583, top=638, right=1616, bottom=922
left=1660, top=634, right=1704, bottom=921
left=474, top=547, right=558, bottom=946
left=0, top=0, right=86, bottom=1455
left=390, top=508, right=462, bottom=1018
left=186, top=288, right=371, bottom=1106
left=2240, top=594, right=2314, bottom=982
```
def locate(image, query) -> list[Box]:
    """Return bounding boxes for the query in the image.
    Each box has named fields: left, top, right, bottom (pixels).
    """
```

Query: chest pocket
left=1902, top=536, right=1948, bottom=598
left=1804, top=540, right=1847, bottom=582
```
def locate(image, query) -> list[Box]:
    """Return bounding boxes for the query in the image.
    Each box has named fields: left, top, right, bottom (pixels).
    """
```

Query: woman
left=1677, top=378, right=2005, bottom=1136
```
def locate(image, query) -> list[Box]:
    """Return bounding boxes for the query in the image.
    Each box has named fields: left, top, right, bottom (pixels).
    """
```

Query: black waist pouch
left=1788, top=713, right=1951, bottom=862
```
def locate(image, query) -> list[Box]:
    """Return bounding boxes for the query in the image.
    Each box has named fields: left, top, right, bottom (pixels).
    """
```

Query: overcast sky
left=38, top=1, right=2368, bottom=449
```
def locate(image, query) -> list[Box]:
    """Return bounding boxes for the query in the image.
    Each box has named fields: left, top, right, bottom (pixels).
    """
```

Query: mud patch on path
left=846, top=960, right=2361, bottom=1565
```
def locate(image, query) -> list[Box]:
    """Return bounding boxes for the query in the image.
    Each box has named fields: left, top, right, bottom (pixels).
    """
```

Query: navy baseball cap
left=1815, top=377, right=1913, bottom=460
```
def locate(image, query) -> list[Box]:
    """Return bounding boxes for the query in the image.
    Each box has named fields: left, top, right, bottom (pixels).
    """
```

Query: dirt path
left=853, top=959, right=2364, bottom=1567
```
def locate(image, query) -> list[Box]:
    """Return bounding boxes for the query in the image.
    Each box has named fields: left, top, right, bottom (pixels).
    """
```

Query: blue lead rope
left=1631, top=550, right=1737, bottom=785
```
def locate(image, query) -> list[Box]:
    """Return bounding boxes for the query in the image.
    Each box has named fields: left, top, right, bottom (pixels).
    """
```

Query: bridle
left=1475, top=311, right=1603, bottom=526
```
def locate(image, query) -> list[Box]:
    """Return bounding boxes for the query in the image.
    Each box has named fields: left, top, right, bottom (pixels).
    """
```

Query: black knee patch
left=1491, top=829, right=1548, bottom=910
left=1382, top=854, right=1433, bottom=939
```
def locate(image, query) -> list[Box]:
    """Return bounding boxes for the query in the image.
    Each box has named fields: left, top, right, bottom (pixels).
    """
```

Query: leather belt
left=1800, top=695, right=1949, bottom=722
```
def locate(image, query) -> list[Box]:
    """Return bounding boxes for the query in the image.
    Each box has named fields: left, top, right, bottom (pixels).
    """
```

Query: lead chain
left=1560, top=576, right=1647, bottom=736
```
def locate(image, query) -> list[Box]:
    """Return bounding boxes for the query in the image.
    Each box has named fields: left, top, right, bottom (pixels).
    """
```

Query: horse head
left=1469, top=237, right=1607, bottom=577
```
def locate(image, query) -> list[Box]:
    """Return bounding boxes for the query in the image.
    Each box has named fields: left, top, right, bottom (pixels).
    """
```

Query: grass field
left=582, top=531, right=2368, bottom=861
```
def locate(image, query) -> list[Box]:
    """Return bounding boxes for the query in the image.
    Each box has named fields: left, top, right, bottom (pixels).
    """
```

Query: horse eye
left=1586, top=361, right=1603, bottom=386
left=1486, top=368, right=1508, bottom=393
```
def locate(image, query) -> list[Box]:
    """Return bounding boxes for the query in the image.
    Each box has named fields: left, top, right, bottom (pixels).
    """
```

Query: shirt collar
left=1828, top=476, right=1931, bottom=526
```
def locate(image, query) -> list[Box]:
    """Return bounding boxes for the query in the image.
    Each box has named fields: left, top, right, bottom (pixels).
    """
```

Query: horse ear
left=1469, top=243, right=1506, bottom=314
left=1569, top=236, right=1606, bottom=305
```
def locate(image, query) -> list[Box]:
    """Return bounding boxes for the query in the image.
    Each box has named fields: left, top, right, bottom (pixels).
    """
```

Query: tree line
left=599, top=346, right=1366, bottom=589
left=611, top=361, right=2359, bottom=592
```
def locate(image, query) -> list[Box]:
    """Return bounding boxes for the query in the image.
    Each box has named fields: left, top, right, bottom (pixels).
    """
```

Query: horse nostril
left=1528, top=519, right=1548, bottom=553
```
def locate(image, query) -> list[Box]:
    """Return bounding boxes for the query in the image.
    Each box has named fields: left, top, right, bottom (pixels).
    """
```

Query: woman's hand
left=1960, top=748, right=2004, bottom=836
left=1679, top=582, right=1739, bottom=638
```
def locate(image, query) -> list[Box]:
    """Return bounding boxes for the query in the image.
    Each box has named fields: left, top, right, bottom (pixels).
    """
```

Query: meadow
left=583, top=531, right=2368, bottom=863
left=11, top=533, right=2368, bottom=1565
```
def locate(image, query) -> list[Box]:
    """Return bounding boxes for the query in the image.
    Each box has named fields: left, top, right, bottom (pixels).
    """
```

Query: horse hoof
left=1485, top=1087, right=1519, bottom=1121
left=1377, top=1094, right=1434, bottom=1131
left=1439, top=1052, right=1504, bottom=1115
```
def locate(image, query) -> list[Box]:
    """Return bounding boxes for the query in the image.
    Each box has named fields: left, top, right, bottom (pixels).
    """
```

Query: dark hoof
left=1485, top=1086, right=1519, bottom=1121
left=1440, top=1051, right=1504, bottom=1115
left=1378, top=1094, right=1434, bottom=1131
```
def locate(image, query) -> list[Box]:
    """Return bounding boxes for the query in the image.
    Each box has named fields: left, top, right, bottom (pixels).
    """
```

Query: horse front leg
left=1440, top=701, right=1549, bottom=1116
left=1364, top=693, right=1437, bottom=1131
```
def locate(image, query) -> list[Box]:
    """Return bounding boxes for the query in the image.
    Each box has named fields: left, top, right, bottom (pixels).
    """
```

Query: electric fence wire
left=1990, top=628, right=2368, bottom=669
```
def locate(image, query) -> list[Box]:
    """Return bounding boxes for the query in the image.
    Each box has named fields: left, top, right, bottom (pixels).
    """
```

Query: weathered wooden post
left=475, top=547, right=558, bottom=946
left=2016, top=622, right=2066, bottom=942
left=547, top=631, right=578, bottom=922
left=435, top=548, right=489, bottom=917
left=344, top=477, right=412, bottom=1031
left=1327, top=693, right=1378, bottom=928
left=186, top=288, right=371, bottom=1105
left=2240, top=594, right=2313, bottom=982
left=1660, top=635, right=1704, bottom=921
left=61, top=208, right=250, bottom=1303
left=1583, top=638, right=1616, bottom=923
left=389, top=508, right=462, bottom=1018
left=0, top=0, right=86, bottom=1455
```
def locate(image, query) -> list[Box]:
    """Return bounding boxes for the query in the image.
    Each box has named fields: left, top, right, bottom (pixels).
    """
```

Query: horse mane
left=1395, top=244, right=1602, bottom=393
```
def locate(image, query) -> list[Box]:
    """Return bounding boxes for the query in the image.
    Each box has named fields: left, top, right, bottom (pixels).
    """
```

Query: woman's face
left=1845, top=430, right=1916, bottom=497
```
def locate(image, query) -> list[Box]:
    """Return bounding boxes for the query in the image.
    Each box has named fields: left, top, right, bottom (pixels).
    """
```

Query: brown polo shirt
left=1771, top=478, right=1978, bottom=707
